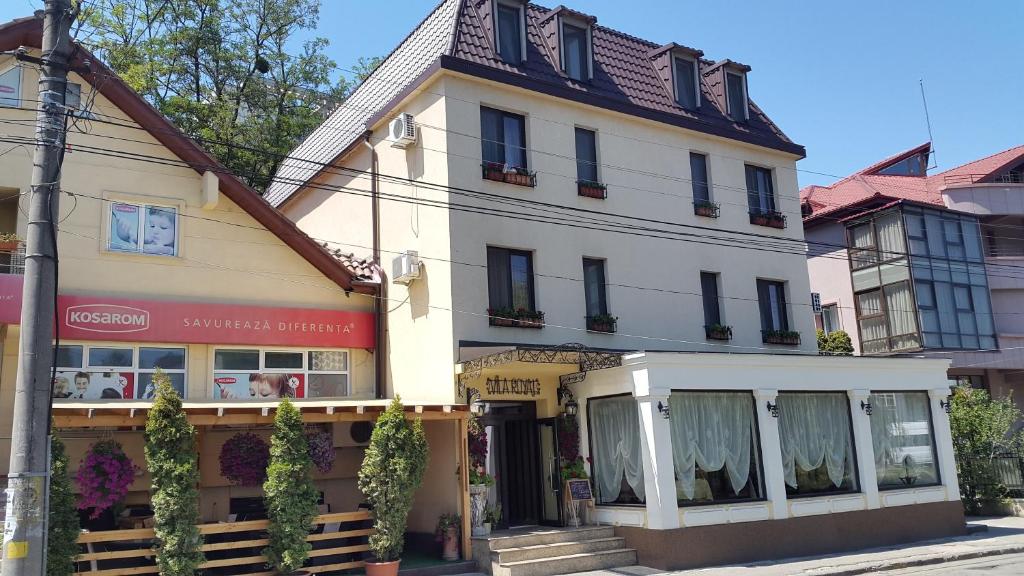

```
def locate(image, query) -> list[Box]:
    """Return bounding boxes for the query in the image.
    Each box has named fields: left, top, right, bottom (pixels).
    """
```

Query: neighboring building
left=275, top=1, right=965, bottom=571
left=0, top=15, right=471, bottom=572
left=802, top=142, right=1024, bottom=408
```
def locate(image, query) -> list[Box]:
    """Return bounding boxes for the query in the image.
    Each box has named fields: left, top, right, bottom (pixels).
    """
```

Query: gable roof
left=267, top=0, right=805, bottom=207
left=0, top=14, right=379, bottom=294
left=800, top=142, right=1024, bottom=227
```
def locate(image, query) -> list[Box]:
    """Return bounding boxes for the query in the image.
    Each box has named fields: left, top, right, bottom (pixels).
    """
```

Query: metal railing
left=0, top=243, right=25, bottom=275
left=944, top=172, right=1024, bottom=186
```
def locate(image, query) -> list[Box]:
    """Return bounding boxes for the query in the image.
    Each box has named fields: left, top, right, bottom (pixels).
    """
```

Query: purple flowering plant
left=305, top=427, right=335, bottom=474
left=75, top=440, right=138, bottom=519
left=219, top=432, right=270, bottom=486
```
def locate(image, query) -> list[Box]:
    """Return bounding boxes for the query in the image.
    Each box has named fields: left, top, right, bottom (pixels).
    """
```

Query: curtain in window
left=583, top=258, right=606, bottom=317
left=669, top=392, right=754, bottom=500
left=503, top=115, right=525, bottom=168
left=857, top=290, right=887, bottom=342
left=870, top=392, right=939, bottom=487
left=777, top=393, right=853, bottom=489
left=875, top=213, right=906, bottom=261
left=496, top=4, right=522, bottom=64
left=487, top=247, right=511, bottom=309
left=690, top=153, right=709, bottom=202
left=590, top=396, right=645, bottom=503
left=884, top=282, right=916, bottom=337
left=726, top=72, right=745, bottom=121
left=562, top=23, right=587, bottom=80
left=480, top=108, right=504, bottom=165
left=575, top=128, right=598, bottom=182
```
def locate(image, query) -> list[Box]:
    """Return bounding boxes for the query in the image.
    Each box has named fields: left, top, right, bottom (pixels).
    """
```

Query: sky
left=5, top=1, right=1023, bottom=188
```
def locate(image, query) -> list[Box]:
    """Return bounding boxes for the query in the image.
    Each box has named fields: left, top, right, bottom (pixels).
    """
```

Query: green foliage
left=145, top=369, right=203, bottom=576
left=817, top=329, right=854, bottom=355
left=47, top=434, right=80, bottom=576
left=264, top=399, right=318, bottom=574
left=357, top=397, right=429, bottom=562
left=949, top=385, right=1023, bottom=514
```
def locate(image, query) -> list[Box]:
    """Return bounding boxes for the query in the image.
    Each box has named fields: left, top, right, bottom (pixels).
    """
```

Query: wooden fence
left=74, top=510, right=373, bottom=576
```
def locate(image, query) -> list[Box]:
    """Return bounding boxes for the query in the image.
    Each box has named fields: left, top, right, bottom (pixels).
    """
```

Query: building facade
left=274, top=0, right=966, bottom=570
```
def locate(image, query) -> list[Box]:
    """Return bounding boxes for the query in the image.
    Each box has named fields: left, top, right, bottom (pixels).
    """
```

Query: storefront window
left=54, top=344, right=187, bottom=400
left=870, top=391, right=940, bottom=489
left=777, top=392, right=858, bottom=496
left=588, top=395, right=645, bottom=505
left=670, top=391, right=764, bottom=505
left=212, top=348, right=349, bottom=400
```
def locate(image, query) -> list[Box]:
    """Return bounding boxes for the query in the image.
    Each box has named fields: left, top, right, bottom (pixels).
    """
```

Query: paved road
left=884, top=551, right=1024, bottom=575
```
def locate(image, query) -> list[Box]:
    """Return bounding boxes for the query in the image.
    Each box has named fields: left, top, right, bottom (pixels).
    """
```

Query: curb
left=810, top=543, right=1024, bottom=575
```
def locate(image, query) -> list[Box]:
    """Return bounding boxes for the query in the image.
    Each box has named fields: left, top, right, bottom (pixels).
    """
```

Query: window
left=0, top=67, right=21, bottom=108
left=757, top=279, right=788, bottom=331
left=589, top=395, right=645, bottom=504
left=480, top=106, right=527, bottom=169
left=725, top=71, right=747, bottom=121
left=877, top=152, right=929, bottom=176
left=870, top=391, right=940, bottom=489
left=820, top=304, right=839, bottom=334
left=777, top=392, right=858, bottom=496
left=575, top=127, right=598, bottom=184
left=53, top=344, right=187, bottom=400
left=213, top=348, right=350, bottom=399
left=745, top=165, right=775, bottom=214
left=673, top=57, right=698, bottom=109
left=495, top=2, right=524, bottom=65
left=487, top=247, right=535, bottom=312
left=670, top=391, right=764, bottom=504
left=108, top=202, right=179, bottom=256
left=690, top=152, right=710, bottom=203
left=700, top=272, right=721, bottom=327
left=561, top=21, right=589, bottom=81
left=582, top=258, right=608, bottom=318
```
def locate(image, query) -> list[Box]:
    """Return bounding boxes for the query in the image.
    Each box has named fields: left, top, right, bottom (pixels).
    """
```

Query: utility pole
left=2, top=1, right=75, bottom=574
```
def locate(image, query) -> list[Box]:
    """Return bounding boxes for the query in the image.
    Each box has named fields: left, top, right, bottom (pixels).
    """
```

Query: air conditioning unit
left=333, top=422, right=373, bottom=447
left=392, top=250, right=421, bottom=285
left=387, top=112, right=417, bottom=148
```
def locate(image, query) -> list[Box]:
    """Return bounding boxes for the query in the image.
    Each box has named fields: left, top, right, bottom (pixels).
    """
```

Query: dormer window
left=877, top=151, right=929, bottom=176
left=725, top=71, right=748, bottom=122
left=495, top=1, right=526, bottom=65
left=673, top=56, right=699, bottom=110
left=560, top=20, right=591, bottom=81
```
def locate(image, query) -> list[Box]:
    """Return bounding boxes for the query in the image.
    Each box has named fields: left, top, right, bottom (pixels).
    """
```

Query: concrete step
left=493, top=548, right=638, bottom=576
left=492, top=537, right=626, bottom=564
left=481, top=526, right=616, bottom=551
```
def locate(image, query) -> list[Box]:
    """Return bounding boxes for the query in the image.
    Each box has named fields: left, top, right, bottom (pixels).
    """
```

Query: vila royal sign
left=485, top=376, right=542, bottom=398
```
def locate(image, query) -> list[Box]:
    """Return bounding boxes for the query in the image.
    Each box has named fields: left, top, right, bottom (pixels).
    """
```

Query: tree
left=817, top=329, right=854, bottom=355
left=949, top=384, right=1023, bottom=514
left=350, top=56, right=383, bottom=84
left=47, top=434, right=80, bottom=576
left=144, top=369, right=203, bottom=576
left=357, top=396, right=429, bottom=563
left=264, top=399, right=318, bottom=574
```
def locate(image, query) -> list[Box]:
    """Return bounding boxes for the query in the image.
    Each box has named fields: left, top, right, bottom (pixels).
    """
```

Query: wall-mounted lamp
left=766, top=401, right=779, bottom=418
left=860, top=400, right=873, bottom=416
left=657, top=401, right=670, bottom=419
left=557, top=382, right=578, bottom=417
left=466, top=387, right=485, bottom=416
left=939, top=398, right=952, bottom=414
left=564, top=398, right=579, bottom=417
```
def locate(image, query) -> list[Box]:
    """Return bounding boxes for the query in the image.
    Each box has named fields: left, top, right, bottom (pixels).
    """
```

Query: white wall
left=806, top=222, right=859, bottom=350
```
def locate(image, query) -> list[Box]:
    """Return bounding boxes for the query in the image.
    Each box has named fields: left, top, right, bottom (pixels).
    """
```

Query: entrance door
left=485, top=403, right=542, bottom=527
left=538, top=418, right=563, bottom=525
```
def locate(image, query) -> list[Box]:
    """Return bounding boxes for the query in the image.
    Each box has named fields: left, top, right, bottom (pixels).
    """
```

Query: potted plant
left=693, top=199, right=720, bottom=218
left=762, top=329, right=801, bottom=345
left=0, top=232, right=21, bottom=251
left=75, top=439, right=138, bottom=519
left=487, top=307, right=516, bottom=327
left=515, top=308, right=545, bottom=328
left=483, top=504, right=501, bottom=534
left=577, top=180, right=607, bottom=199
left=505, top=166, right=536, bottom=187
left=220, top=432, right=270, bottom=486
left=482, top=162, right=505, bottom=183
left=264, top=399, right=318, bottom=575
left=586, top=313, right=617, bottom=333
left=435, top=513, right=461, bottom=561
left=467, top=417, right=494, bottom=536
left=705, top=324, right=733, bottom=341
left=358, top=396, right=429, bottom=576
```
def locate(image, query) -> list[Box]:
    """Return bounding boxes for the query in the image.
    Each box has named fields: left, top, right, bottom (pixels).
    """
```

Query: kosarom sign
left=0, top=274, right=374, bottom=348
left=485, top=376, right=541, bottom=398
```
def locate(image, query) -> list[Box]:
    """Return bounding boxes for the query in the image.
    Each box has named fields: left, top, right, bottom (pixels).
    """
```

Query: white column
left=753, top=389, right=788, bottom=520
left=928, top=388, right=961, bottom=501
left=848, top=389, right=880, bottom=509
left=635, top=392, right=680, bottom=529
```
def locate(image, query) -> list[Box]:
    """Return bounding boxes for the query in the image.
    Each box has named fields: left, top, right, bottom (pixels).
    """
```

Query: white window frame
left=558, top=16, right=593, bottom=81
left=671, top=54, right=700, bottom=110
left=725, top=70, right=749, bottom=121
left=0, top=65, right=23, bottom=109
left=821, top=303, right=840, bottom=334
left=493, top=0, right=527, bottom=64
left=106, top=200, right=181, bottom=257
left=55, top=342, right=188, bottom=399
left=211, top=346, right=351, bottom=399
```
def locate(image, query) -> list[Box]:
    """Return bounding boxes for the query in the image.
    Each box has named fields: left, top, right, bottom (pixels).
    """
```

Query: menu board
left=566, top=479, right=593, bottom=502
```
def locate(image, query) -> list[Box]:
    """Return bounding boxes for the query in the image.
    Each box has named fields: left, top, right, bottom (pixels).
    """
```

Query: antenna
left=919, top=78, right=937, bottom=169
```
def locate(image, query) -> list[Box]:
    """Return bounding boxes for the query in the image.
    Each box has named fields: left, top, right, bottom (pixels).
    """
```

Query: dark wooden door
left=501, top=419, right=541, bottom=526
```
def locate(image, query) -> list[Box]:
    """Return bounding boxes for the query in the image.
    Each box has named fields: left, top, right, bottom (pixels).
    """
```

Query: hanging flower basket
left=219, top=432, right=270, bottom=486
left=75, top=440, right=138, bottom=519
left=306, top=426, right=336, bottom=474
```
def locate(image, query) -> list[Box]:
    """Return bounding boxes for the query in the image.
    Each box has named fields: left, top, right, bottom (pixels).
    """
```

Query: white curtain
left=670, top=392, right=754, bottom=500
left=777, top=393, right=853, bottom=489
left=875, top=213, right=906, bottom=260
left=885, top=282, right=916, bottom=337
left=857, top=291, right=887, bottom=342
left=870, top=392, right=937, bottom=485
left=590, top=396, right=645, bottom=503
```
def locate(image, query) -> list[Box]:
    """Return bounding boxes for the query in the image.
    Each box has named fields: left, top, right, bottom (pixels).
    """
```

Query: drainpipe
left=363, top=135, right=387, bottom=399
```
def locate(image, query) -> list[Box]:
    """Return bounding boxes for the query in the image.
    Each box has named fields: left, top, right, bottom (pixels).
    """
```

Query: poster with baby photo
left=52, top=371, right=134, bottom=400
left=213, top=373, right=304, bottom=400
left=142, top=206, right=177, bottom=256
left=109, top=203, right=141, bottom=252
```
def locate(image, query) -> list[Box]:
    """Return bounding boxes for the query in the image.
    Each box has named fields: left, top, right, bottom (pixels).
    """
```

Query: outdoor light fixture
left=657, top=401, right=670, bottom=419
left=766, top=400, right=779, bottom=418
left=564, top=398, right=579, bottom=417
left=466, top=387, right=485, bottom=416
left=860, top=400, right=873, bottom=416
left=557, top=380, right=578, bottom=417
left=939, top=398, right=952, bottom=414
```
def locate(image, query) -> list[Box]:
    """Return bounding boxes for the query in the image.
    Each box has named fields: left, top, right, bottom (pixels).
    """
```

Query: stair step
left=493, top=537, right=626, bottom=564
left=480, top=526, right=616, bottom=551
left=494, top=548, right=637, bottom=576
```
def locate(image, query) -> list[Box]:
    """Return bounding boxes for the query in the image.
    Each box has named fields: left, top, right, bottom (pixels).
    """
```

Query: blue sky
left=6, top=1, right=1022, bottom=187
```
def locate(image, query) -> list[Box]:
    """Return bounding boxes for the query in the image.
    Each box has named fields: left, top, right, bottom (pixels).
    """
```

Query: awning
left=456, top=343, right=622, bottom=387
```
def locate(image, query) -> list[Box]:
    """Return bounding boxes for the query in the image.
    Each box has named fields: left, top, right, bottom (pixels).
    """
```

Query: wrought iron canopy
left=456, top=343, right=622, bottom=387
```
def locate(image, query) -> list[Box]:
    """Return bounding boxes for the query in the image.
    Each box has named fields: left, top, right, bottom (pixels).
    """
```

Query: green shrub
left=817, top=329, right=854, bottom=355
left=145, top=369, right=203, bottom=576
left=47, top=433, right=80, bottom=576
left=264, top=399, right=318, bottom=573
left=358, top=396, right=429, bottom=562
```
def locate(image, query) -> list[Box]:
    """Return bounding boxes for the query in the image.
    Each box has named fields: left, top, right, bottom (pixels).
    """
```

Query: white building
left=271, top=1, right=965, bottom=570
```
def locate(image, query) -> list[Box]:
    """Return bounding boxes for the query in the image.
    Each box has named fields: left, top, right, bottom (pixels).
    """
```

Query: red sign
left=0, top=275, right=374, bottom=348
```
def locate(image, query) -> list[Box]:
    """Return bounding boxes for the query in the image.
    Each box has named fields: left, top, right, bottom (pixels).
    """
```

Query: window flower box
left=705, top=324, right=732, bottom=341
left=762, top=329, right=801, bottom=345
left=586, top=314, right=617, bottom=333
left=0, top=233, right=21, bottom=252
left=749, top=210, right=786, bottom=229
left=488, top=308, right=517, bottom=327
left=481, top=162, right=537, bottom=187
left=488, top=308, right=544, bottom=328
left=577, top=180, right=607, bottom=199
left=515, top=309, right=545, bottom=328
left=693, top=200, right=720, bottom=218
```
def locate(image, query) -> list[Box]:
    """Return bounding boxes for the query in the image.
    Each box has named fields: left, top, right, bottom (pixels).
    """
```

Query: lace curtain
left=777, top=393, right=853, bottom=489
left=870, top=392, right=938, bottom=486
left=590, top=396, right=646, bottom=503
left=670, top=392, right=754, bottom=500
